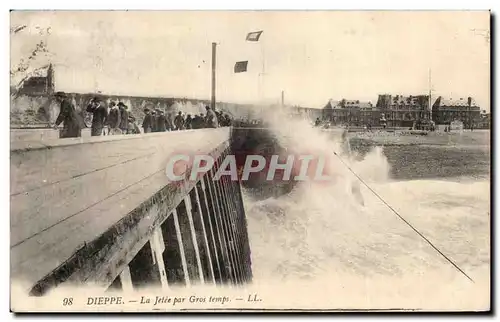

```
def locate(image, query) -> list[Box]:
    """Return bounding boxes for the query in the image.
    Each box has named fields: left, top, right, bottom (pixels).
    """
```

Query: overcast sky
left=10, top=10, right=490, bottom=110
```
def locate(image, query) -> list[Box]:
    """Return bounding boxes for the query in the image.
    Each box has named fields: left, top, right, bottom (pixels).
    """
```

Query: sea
left=241, top=111, right=490, bottom=311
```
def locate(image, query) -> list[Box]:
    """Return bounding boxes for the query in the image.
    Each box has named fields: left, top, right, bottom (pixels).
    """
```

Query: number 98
left=62, top=298, right=73, bottom=306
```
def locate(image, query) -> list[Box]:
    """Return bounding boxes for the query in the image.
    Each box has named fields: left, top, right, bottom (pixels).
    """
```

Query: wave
left=240, top=108, right=490, bottom=309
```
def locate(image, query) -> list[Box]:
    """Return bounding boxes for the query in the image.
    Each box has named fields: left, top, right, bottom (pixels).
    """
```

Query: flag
left=246, top=31, right=263, bottom=42
left=234, top=61, right=248, bottom=73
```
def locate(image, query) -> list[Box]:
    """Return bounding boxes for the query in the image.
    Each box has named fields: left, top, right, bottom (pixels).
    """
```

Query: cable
left=333, top=150, right=475, bottom=283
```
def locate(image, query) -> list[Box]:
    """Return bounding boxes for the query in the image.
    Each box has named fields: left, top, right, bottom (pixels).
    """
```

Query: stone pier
left=10, top=127, right=252, bottom=296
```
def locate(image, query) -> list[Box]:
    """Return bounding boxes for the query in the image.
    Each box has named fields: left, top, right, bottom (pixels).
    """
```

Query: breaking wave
left=241, top=107, right=490, bottom=309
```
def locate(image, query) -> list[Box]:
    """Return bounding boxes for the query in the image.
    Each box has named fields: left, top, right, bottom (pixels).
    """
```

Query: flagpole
left=428, top=68, right=432, bottom=120
left=261, top=40, right=265, bottom=75
left=211, top=42, right=217, bottom=111
left=260, top=37, right=265, bottom=115
left=244, top=30, right=264, bottom=117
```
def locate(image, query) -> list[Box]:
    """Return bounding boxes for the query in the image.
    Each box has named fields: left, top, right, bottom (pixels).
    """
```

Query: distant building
left=17, top=64, right=54, bottom=96
left=291, top=105, right=323, bottom=121
left=323, top=99, right=380, bottom=126
left=476, top=110, right=491, bottom=129
left=432, top=96, right=480, bottom=129
left=376, top=94, right=431, bottom=127
left=322, top=99, right=340, bottom=121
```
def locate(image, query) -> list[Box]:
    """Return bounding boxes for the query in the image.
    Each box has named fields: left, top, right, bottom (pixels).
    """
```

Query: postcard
left=10, top=10, right=490, bottom=312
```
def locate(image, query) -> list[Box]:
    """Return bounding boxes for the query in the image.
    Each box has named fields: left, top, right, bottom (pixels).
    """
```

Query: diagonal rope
left=332, top=150, right=475, bottom=283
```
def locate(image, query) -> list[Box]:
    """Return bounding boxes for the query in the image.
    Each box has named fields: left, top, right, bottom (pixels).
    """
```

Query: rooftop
left=390, top=95, right=428, bottom=105
left=325, top=99, right=374, bottom=109
left=434, top=96, right=477, bottom=108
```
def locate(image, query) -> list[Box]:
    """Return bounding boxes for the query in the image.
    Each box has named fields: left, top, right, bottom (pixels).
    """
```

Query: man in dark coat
left=174, top=111, right=185, bottom=130
left=185, top=114, right=193, bottom=130
left=151, top=110, right=158, bottom=132
left=86, top=96, right=108, bottom=136
left=53, top=91, right=82, bottom=138
left=107, top=101, right=121, bottom=135
left=224, top=114, right=232, bottom=127
left=127, top=115, right=141, bottom=134
left=166, top=113, right=173, bottom=131
left=215, top=110, right=223, bottom=126
left=156, top=110, right=167, bottom=132
left=199, top=113, right=206, bottom=128
left=205, top=106, right=218, bottom=128
left=192, top=114, right=200, bottom=129
left=118, top=102, right=129, bottom=134
left=142, top=108, right=153, bottom=133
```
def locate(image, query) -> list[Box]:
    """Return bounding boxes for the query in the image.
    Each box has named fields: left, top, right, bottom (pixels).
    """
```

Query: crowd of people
left=53, top=91, right=233, bottom=138
left=143, top=107, right=233, bottom=133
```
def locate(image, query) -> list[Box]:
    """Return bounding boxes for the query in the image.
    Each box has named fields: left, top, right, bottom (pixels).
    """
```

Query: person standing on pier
left=224, top=114, right=232, bottom=127
left=199, top=113, right=205, bottom=128
left=166, top=113, right=174, bottom=131
left=118, top=102, right=129, bottom=134
left=107, top=102, right=121, bottom=135
left=142, top=108, right=153, bottom=133
left=151, top=110, right=158, bottom=132
left=156, top=110, right=167, bottom=132
left=185, top=114, right=193, bottom=129
left=174, top=111, right=185, bottom=130
left=53, top=91, right=82, bottom=138
left=192, top=114, right=201, bottom=129
left=127, top=115, right=141, bottom=134
left=205, top=105, right=218, bottom=128
left=86, top=96, right=108, bottom=136
left=215, top=110, right=223, bottom=126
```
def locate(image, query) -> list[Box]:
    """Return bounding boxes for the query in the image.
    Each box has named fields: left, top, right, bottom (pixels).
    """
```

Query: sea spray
left=240, top=106, right=489, bottom=309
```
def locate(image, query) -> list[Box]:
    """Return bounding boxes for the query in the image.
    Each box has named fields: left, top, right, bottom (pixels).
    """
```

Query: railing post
left=221, top=150, right=246, bottom=283
left=184, top=195, right=205, bottom=284
left=205, top=170, right=233, bottom=285
left=210, top=165, right=238, bottom=285
left=173, top=209, right=191, bottom=287
left=220, top=161, right=247, bottom=282
left=200, top=177, right=223, bottom=284
left=128, top=241, right=163, bottom=289
left=149, top=227, right=169, bottom=289
left=193, top=183, right=217, bottom=284
left=119, top=265, right=134, bottom=293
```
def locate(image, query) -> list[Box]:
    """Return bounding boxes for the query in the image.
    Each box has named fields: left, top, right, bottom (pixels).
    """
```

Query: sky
left=10, top=10, right=490, bottom=110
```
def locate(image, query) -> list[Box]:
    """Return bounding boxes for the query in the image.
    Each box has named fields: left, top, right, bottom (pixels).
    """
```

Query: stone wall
left=10, top=92, right=255, bottom=127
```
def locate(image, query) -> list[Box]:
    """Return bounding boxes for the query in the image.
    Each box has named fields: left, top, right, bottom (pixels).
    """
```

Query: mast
left=211, top=42, right=217, bottom=110
left=259, top=40, right=265, bottom=116
left=428, top=68, right=432, bottom=120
